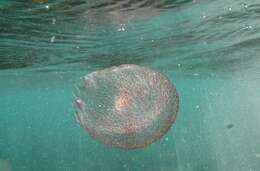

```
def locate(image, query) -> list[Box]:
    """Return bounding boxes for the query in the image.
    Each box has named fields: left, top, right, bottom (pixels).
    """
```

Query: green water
left=1, top=0, right=260, bottom=171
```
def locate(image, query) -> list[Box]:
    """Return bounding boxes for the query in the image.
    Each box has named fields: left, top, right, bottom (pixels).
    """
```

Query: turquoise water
left=1, top=0, right=260, bottom=170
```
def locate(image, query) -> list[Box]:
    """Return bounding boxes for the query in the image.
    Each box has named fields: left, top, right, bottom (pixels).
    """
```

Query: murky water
left=1, top=0, right=260, bottom=170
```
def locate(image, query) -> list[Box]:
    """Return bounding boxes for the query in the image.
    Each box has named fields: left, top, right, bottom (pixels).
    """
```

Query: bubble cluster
left=73, top=64, right=179, bottom=149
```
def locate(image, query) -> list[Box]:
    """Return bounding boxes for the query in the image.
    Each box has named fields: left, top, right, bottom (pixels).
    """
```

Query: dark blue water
left=1, top=0, right=260, bottom=170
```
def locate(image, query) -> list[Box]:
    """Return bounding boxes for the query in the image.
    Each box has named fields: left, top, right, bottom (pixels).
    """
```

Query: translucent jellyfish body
left=73, top=64, right=179, bottom=149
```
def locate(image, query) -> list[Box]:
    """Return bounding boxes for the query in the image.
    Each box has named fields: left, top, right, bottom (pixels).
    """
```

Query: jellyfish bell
left=73, top=64, right=179, bottom=149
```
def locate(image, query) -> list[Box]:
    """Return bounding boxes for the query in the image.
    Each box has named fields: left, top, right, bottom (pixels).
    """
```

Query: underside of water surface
left=1, top=0, right=260, bottom=171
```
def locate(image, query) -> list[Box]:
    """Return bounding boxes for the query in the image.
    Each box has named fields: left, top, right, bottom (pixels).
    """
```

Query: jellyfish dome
left=73, top=64, right=179, bottom=149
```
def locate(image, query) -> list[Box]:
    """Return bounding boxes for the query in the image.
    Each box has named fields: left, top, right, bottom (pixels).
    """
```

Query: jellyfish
left=73, top=64, right=179, bottom=149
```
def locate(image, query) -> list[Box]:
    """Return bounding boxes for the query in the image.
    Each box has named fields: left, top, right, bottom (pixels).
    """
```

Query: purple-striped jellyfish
left=73, top=64, right=179, bottom=149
